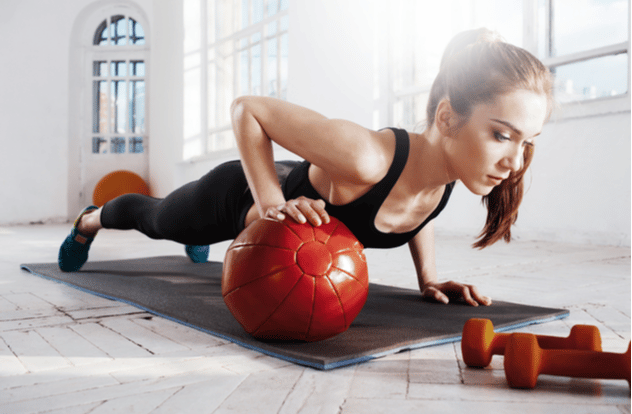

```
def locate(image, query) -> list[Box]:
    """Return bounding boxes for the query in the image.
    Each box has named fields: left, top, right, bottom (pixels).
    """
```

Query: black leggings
left=100, top=160, right=299, bottom=246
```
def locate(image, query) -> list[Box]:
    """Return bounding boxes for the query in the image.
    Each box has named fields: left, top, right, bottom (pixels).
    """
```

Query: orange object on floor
left=461, top=318, right=602, bottom=368
left=504, top=333, right=631, bottom=389
left=92, top=170, right=150, bottom=207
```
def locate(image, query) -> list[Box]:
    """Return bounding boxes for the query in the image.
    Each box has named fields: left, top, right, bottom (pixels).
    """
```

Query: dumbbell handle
left=488, top=328, right=601, bottom=355
left=505, top=333, right=631, bottom=388
left=539, top=347, right=631, bottom=381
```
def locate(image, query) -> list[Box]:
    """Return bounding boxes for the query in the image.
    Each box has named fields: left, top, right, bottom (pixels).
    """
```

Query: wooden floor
left=0, top=223, right=630, bottom=413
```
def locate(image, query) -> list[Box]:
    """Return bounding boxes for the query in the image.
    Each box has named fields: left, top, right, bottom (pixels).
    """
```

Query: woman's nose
left=502, top=144, right=523, bottom=172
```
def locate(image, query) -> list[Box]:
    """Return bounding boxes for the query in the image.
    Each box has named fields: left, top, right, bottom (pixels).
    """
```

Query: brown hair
left=426, top=28, right=554, bottom=248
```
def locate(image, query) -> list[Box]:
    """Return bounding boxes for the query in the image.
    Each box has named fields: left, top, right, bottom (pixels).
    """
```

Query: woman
left=59, top=28, right=553, bottom=307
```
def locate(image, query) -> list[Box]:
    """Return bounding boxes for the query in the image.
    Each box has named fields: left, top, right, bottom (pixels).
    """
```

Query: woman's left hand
left=421, top=280, right=492, bottom=307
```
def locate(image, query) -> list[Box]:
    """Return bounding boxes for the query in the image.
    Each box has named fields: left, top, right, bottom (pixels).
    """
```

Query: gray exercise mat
left=21, top=256, right=569, bottom=370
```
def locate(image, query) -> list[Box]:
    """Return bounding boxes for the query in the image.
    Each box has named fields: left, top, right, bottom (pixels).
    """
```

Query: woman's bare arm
left=409, top=221, right=492, bottom=306
left=230, top=96, right=386, bottom=222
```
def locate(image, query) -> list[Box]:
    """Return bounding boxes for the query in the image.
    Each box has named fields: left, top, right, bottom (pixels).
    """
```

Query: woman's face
left=445, top=89, right=548, bottom=196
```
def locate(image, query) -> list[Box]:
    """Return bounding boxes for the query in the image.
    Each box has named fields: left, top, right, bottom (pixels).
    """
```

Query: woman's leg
left=99, top=161, right=252, bottom=246
left=76, top=207, right=103, bottom=236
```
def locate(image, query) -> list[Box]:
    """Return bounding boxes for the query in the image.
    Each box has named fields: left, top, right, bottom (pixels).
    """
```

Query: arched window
left=91, top=14, right=147, bottom=155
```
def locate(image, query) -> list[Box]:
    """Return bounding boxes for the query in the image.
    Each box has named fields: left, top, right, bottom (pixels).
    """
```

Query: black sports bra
left=282, top=128, right=455, bottom=249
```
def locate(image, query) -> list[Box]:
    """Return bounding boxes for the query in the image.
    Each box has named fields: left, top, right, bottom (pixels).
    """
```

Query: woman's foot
left=58, top=206, right=100, bottom=272
left=185, top=245, right=209, bottom=263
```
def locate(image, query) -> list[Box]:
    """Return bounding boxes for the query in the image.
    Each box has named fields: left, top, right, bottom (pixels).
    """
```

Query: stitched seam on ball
left=331, top=265, right=367, bottom=287
left=282, top=221, right=311, bottom=242
left=321, top=220, right=341, bottom=244
left=328, top=246, right=364, bottom=256
left=228, top=243, right=296, bottom=252
left=251, top=273, right=309, bottom=338
left=324, top=274, right=348, bottom=327
left=222, top=263, right=297, bottom=297
left=305, top=275, right=317, bottom=340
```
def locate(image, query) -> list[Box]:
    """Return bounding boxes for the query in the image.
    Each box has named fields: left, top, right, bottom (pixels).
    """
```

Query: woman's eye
left=494, top=131, right=511, bottom=142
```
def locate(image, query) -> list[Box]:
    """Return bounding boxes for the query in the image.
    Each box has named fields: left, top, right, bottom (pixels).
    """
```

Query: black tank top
left=282, top=128, right=455, bottom=249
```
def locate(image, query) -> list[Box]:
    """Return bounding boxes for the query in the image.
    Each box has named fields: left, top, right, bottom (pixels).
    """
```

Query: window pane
left=267, top=0, right=279, bottom=16
left=253, top=0, right=264, bottom=23
left=280, top=14, right=288, bottom=31
left=393, top=93, right=428, bottom=129
left=94, top=20, right=108, bottom=46
left=111, top=137, right=126, bottom=153
left=111, top=61, right=127, bottom=77
left=129, top=137, right=144, bottom=153
left=280, top=32, right=288, bottom=99
left=251, top=43, right=261, bottom=95
left=221, top=43, right=234, bottom=123
left=110, top=15, right=127, bottom=46
left=537, top=0, right=547, bottom=58
left=208, top=130, right=235, bottom=152
left=266, top=21, right=277, bottom=36
left=129, top=80, right=146, bottom=134
left=92, top=81, right=108, bottom=133
left=112, top=80, right=128, bottom=134
left=242, top=0, right=249, bottom=28
left=552, top=0, right=628, bottom=56
left=279, top=0, right=288, bottom=11
left=473, top=0, right=522, bottom=47
left=267, top=38, right=277, bottom=97
left=92, top=137, right=107, bottom=154
left=553, top=53, right=629, bottom=102
left=93, top=61, right=107, bottom=76
left=129, top=18, right=145, bottom=45
left=240, top=49, right=250, bottom=95
left=208, top=60, right=217, bottom=129
left=131, top=60, right=145, bottom=76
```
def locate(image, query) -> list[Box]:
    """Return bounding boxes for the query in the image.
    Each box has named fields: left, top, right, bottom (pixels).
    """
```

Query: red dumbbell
left=504, top=333, right=631, bottom=388
left=461, top=318, right=602, bottom=368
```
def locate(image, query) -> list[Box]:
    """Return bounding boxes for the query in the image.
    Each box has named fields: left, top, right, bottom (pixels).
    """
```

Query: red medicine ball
left=222, top=217, right=369, bottom=341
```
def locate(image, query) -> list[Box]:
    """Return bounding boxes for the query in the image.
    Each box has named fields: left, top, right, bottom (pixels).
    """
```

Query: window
left=91, top=15, right=147, bottom=155
left=533, top=0, right=629, bottom=109
left=385, top=0, right=630, bottom=129
left=183, top=0, right=289, bottom=160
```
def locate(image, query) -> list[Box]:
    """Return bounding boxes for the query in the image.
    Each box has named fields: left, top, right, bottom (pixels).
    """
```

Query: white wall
left=147, top=1, right=183, bottom=199
left=0, top=1, right=80, bottom=224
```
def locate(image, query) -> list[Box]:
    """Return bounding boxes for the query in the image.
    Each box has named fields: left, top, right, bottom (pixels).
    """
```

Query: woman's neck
left=404, top=128, right=455, bottom=193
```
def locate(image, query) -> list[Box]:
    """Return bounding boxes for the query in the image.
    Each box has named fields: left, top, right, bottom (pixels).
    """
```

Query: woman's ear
left=435, top=98, right=455, bottom=136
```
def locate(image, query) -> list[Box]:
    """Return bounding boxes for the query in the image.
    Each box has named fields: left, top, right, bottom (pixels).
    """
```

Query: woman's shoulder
left=322, top=123, right=397, bottom=186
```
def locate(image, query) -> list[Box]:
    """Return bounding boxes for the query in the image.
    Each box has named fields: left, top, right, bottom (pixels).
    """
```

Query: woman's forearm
left=231, top=98, right=286, bottom=217
left=408, top=221, right=439, bottom=291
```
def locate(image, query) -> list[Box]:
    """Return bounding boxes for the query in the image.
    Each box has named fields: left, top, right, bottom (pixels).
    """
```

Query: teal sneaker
left=185, top=245, right=209, bottom=263
left=58, top=206, right=99, bottom=272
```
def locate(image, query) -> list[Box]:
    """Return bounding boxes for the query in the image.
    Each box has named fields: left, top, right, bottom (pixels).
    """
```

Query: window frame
left=184, top=0, right=289, bottom=162
left=523, top=0, right=631, bottom=119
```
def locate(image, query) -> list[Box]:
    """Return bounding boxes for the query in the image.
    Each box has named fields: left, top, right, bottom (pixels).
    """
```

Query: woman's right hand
left=265, top=196, right=330, bottom=227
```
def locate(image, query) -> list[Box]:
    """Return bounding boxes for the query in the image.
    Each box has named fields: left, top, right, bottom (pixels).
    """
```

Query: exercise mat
left=21, top=256, right=568, bottom=370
